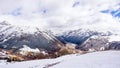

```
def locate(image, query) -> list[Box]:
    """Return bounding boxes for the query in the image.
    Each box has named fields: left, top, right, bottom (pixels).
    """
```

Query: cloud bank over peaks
left=0, top=0, right=120, bottom=34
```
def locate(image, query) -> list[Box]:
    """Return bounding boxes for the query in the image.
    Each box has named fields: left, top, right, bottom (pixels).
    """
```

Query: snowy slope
left=53, top=51, right=120, bottom=68
left=0, top=51, right=120, bottom=68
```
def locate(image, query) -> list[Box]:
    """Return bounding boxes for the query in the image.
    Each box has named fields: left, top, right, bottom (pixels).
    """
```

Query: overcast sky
left=0, top=0, right=120, bottom=33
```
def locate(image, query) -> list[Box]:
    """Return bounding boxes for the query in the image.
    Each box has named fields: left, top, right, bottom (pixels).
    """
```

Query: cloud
left=0, top=0, right=120, bottom=34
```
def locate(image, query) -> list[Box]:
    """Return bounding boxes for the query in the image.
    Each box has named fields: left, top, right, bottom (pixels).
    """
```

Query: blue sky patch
left=11, top=7, right=22, bottom=16
left=101, top=8, right=120, bottom=18
left=72, top=2, right=80, bottom=7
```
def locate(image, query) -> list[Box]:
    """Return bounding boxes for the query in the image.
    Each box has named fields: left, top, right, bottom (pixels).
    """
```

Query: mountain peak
left=0, top=21, right=11, bottom=26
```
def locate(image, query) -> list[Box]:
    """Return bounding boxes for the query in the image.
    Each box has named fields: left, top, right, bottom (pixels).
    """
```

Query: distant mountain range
left=0, top=21, right=120, bottom=53
left=56, top=29, right=120, bottom=51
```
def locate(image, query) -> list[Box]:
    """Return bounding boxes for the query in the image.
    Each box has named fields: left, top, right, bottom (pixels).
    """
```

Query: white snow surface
left=108, top=35, right=120, bottom=42
left=19, top=45, right=40, bottom=55
left=0, top=51, right=120, bottom=68
left=0, top=52, right=8, bottom=58
left=89, top=35, right=120, bottom=42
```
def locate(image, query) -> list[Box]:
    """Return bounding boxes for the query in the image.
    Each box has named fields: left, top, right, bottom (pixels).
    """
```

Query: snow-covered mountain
left=1, top=20, right=120, bottom=53
left=0, top=21, right=64, bottom=53
left=56, top=29, right=112, bottom=44
left=56, top=28, right=120, bottom=51
left=76, top=35, right=120, bottom=51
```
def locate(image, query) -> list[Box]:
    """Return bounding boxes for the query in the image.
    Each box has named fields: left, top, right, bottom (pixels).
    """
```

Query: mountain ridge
left=0, top=21, right=64, bottom=53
